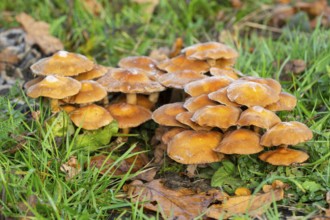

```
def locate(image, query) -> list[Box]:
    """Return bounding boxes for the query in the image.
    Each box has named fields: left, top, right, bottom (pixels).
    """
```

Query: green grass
left=1, top=0, right=330, bottom=219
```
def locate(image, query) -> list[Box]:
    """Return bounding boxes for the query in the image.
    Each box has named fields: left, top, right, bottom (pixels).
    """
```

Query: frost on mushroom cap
left=175, top=111, right=212, bottom=131
left=64, top=80, right=107, bottom=104
left=30, top=51, right=94, bottom=76
left=237, top=106, right=281, bottom=129
left=157, top=54, right=210, bottom=74
left=97, top=68, right=165, bottom=94
left=157, top=70, right=206, bottom=89
left=259, top=147, right=309, bottom=166
left=182, top=42, right=239, bottom=60
left=74, top=64, right=108, bottom=81
left=152, top=102, right=188, bottom=128
left=106, top=103, right=152, bottom=128
left=26, top=75, right=81, bottom=99
left=69, top=104, right=113, bottom=130
left=208, top=87, right=241, bottom=107
left=227, top=81, right=280, bottom=107
left=183, top=94, right=218, bottom=112
left=167, top=130, right=224, bottom=164
left=265, top=92, right=297, bottom=111
left=214, top=129, right=263, bottom=155
left=118, top=56, right=164, bottom=80
left=191, top=105, right=241, bottom=129
left=184, top=76, right=233, bottom=97
left=260, top=121, right=313, bottom=146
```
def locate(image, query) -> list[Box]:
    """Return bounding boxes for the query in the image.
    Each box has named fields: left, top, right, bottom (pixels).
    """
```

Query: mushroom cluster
left=151, top=41, right=313, bottom=167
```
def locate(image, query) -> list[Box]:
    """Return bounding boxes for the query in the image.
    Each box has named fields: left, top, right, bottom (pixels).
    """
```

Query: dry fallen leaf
left=15, top=13, right=64, bottom=55
left=126, top=179, right=228, bottom=220
left=81, top=0, right=103, bottom=16
left=283, top=59, right=307, bottom=75
left=60, top=156, right=82, bottom=180
left=207, top=187, right=284, bottom=219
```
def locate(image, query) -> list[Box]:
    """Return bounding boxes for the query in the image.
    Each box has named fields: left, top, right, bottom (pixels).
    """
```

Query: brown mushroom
left=209, top=67, right=241, bottom=80
left=208, top=87, right=241, bottom=107
left=74, top=64, right=108, bottom=81
left=265, top=92, right=297, bottom=111
left=69, top=104, right=113, bottom=130
left=161, top=127, right=187, bottom=145
left=259, top=147, right=309, bottom=166
left=239, top=76, right=282, bottom=94
left=183, top=94, right=218, bottom=112
left=152, top=102, right=188, bottom=128
left=214, top=129, right=263, bottom=154
left=176, top=112, right=212, bottom=131
left=167, top=130, right=224, bottom=164
left=30, top=50, right=94, bottom=76
left=157, top=70, right=206, bottom=89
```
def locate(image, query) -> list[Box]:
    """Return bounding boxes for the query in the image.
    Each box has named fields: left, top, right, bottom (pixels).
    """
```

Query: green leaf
left=74, top=121, right=119, bottom=151
left=45, top=111, right=75, bottom=137
left=302, top=181, right=322, bottom=193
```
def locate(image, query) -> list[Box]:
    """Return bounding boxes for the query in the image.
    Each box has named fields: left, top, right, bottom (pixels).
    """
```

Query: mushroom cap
left=61, top=105, right=77, bottom=114
left=97, top=68, right=165, bottom=94
left=214, top=129, right=263, bottom=154
left=152, top=102, right=188, bottom=128
left=176, top=112, right=212, bottom=131
left=259, top=148, right=309, bottom=166
left=192, top=105, right=241, bottom=129
left=182, top=42, right=239, bottom=60
left=208, top=87, right=241, bottom=107
left=184, top=76, right=233, bottom=97
left=239, top=76, right=282, bottom=94
left=183, top=94, right=218, bottom=112
left=64, top=80, right=107, bottom=104
left=69, top=104, right=113, bottom=130
left=209, top=58, right=237, bottom=68
left=74, top=64, right=108, bottom=81
left=260, top=121, right=313, bottom=146
left=265, top=92, right=297, bottom=111
left=106, top=103, right=151, bottom=128
left=161, top=127, right=187, bottom=145
left=209, top=67, right=241, bottom=80
left=157, top=70, right=206, bottom=89
left=24, top=76, right=45, bottom=90
left=167, top=130, right=224, bottom=164
left=227, top=81, right=280, bottom=107
left=26, top=75, right=81, bottom=99
left=157, top=54, right=210, bottom=74
left=30, top=50, right=94, bottom=76
left=118, top=56, right=163, bottom=80
left=237, top=106, right=281, bottom=129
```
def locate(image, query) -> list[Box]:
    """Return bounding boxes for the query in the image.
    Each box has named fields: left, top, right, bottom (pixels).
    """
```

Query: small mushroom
left=152, top=102, right=188, bottom=128
left=161, top=127, right=187, bottom=145
left=265, top=92, right=297, bottom=111
left=30, top=50, right=94, bottom=76
left=214, top=129, right=263, bottom=155
left=157, top=70, right=206, bottom=89
left=260, top=121, right=313, bottom=147
left=167, top=130, right=224, bottom=164
left=239, top=76, right=282, bottom=94
left=208, top=87, right=241, bottom=107
left=259, top=147, right=309, bottom=166
left=69, top=104, right=113, bottom=130
left=191, top=105, right=241, bottom=130
left=209, top=67, right=241, bottom=80
left=175, top=112, right=212, bottom=131
left=183, top=94, right=218, bottom=112
left=74, top=64, right=108, bottom=81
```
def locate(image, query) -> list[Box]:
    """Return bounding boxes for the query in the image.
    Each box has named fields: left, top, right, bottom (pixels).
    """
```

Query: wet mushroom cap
left=26, top=75, right=81, bottom=99
left=106, top=103, right=152, bottom=128
left=260, top=121, right=313, bottom=146
left=192, top=105, right=241, bottom=129
left=214, top=129, right=263, bottom=154
left=157, top=70, right=206, bottom=89
left=161, top=127, right=187, bottom=145
left=97, top=68, right=165, bottom=94
left=64, top=80, right=107, bottom=104
left=265, top=92, right=297, bottom=111
left=209, top=67, right=240, bottom=80
left=167, top=130, right=224, bottom=164
left=259, top=148, right=309, bottom=166
left=227, top=81, right=280, bottom=107
left=152, top=102, right=188, bottom=128
left=182, top=42, right=239, bottom=60
left=183, top=94, right=218, bottom=112
left=30, top=50, right=94, bottom=76
left=184, top=76, right=233, bottom=97
left=176, top=111, right=212, bottom=131
left=157, top=54, right=210, bottom=74
left=69, top=104, right=113, bottom=130
left=74, top=64, right=108, bottom=81
left=208, top=87, right=241, bottom=107
left=239, top=76, right=282, bottom=94
left=237, top=106, right=281, bottom=129
left=24, top=76, right=45, bottom=90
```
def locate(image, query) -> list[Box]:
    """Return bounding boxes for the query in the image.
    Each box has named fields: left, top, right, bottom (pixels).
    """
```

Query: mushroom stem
left=186, top=164, right=198, bottom=178
left=126, top=93, right=137, bottom=105
left=103, top=96, right=109, bottom=105
left=253, top=126, right=261, bottom=134
left=50, top=99, right=60, bottom=113
left=207, top=59, right=216, bottom=67
left=122, top=128, right=130, bottom=134
left=149, top=92, right=159, bottom=104
left=279, top=144, right=288, bottom=149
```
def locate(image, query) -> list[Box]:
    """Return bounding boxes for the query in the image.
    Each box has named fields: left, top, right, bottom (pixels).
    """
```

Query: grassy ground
left=1, top=0, right=330, bottom=219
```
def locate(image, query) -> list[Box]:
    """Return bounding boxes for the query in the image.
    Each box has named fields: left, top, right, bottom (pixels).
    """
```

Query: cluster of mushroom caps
left=25, top=50, right=163, bottom=133
left=151, top=42, right=313, bottom=166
